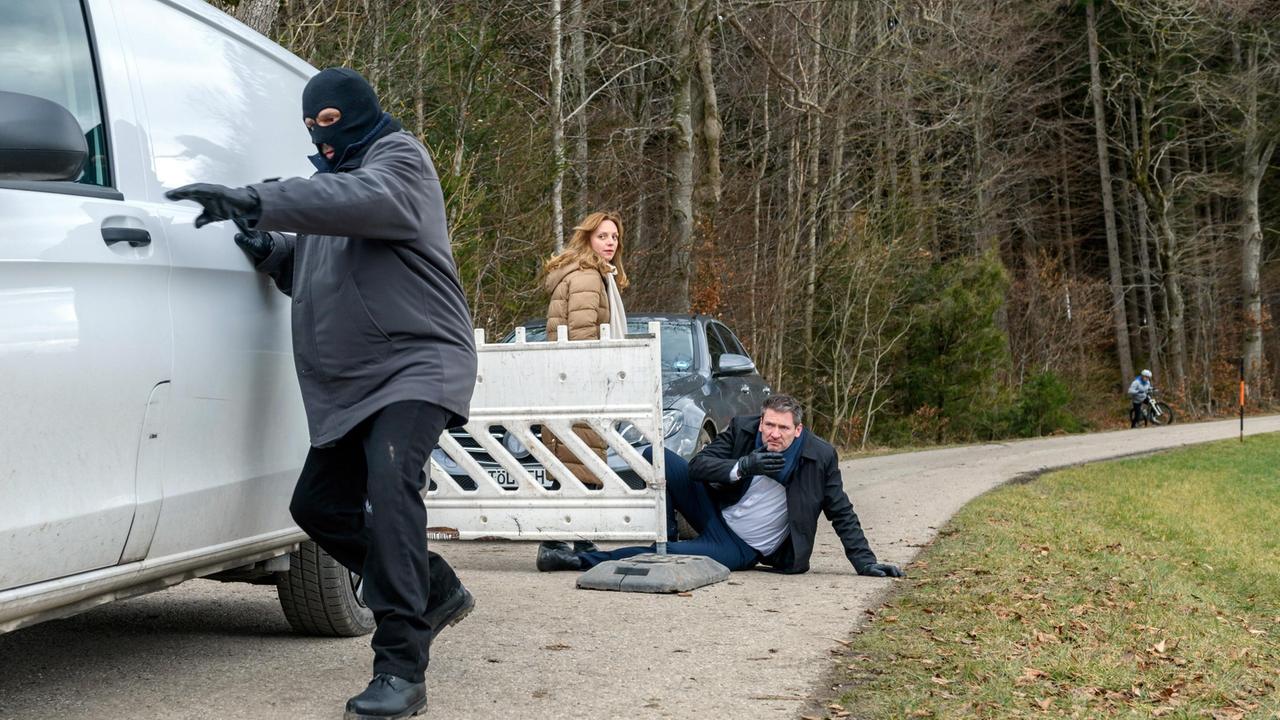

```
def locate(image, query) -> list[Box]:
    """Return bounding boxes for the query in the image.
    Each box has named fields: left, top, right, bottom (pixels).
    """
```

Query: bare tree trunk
left=570, top=0, right=588, bottom=219
left=235, top=0, right=279, bottom=35
left=802, top=17, right=822, bottom=366
left=1156, top=210, right=1188, bottom=390
left=694, top=15, right=722, bottom=209
left=1128, top=95, right=1161, bottom=378
left=1239, top=41, right=1275, bottom=394
left=972, top=103, right=995, bottom=253
left=1087, top=2, right=1135, bottom=385
left=550, top=0, right=565, bottom=252
left=1057, top=114, right=1078, bottom=276
left=1159, top=150, right=1189, bottom=392
left=750, top=82, right=771, bottom=345
left=667, top=0, right=696, bottom=312
left=907, top=107, right=927, bottom=250
left=1115, top=154, right=1143, bottom=360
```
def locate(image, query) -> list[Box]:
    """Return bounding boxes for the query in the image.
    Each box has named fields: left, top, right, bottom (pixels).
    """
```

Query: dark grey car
left=430, top=314, right=772, bottom=489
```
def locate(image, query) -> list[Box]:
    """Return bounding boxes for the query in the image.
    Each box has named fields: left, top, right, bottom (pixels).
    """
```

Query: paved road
left=3, top=416, right=1277, bottom=720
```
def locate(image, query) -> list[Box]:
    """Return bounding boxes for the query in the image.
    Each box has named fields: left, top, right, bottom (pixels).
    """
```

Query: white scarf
left=604, top=266, right=627, bottom=340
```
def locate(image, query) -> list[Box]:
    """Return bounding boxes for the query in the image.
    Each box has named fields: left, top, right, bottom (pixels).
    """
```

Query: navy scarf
left=754, top=428, right=807, bottom=486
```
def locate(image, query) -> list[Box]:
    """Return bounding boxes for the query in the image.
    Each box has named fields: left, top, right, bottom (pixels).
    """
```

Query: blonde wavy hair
left=543, top=211, right=630, bottom=290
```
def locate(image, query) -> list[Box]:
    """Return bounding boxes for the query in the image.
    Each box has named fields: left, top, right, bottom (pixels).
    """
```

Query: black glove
left=234, top=230, right=274, bottom=262
left=165, top=183, right=261, bottom=229
left=857, top=562, right=904, bottom=578
left=737, top=449, right=785, bottom=481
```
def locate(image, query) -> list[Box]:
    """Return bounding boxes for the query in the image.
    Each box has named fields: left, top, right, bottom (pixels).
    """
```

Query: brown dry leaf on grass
left=1017, top=667, right=1047, bottom=684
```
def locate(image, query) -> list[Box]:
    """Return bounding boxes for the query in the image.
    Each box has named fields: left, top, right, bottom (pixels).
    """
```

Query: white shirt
left=721, top=462, right=790, bottom=555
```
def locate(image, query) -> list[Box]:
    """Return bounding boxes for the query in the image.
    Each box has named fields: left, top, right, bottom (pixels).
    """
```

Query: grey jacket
left=250, top=131, right=477, bottom=446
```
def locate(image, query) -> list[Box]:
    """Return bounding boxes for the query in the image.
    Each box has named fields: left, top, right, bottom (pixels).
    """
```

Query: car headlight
left=615, top=420, right=646, bottom=445
left=662, top=409, right=683, bottom=438
left=431, top=448, right=459, bottom=472
left=502, top=430, right=529, bottom=458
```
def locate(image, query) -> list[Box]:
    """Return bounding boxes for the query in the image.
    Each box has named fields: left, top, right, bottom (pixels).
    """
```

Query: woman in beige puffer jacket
left=539, top=211, right=630, bottom=489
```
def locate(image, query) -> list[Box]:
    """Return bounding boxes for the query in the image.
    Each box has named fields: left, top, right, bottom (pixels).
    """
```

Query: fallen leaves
left=1016, top=667, right=1047, bottom=685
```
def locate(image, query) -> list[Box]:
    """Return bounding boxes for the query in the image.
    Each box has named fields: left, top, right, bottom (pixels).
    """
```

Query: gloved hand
left=165, top=183, right=261, bottom=228
left=737, top=449, right=785, bottom=481
left=857, top=562, right=905, bottom=578
left=234, top=230, right=274, bottom=262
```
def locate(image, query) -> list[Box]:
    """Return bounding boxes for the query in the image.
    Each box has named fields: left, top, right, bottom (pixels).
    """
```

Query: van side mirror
left=0, top=91, right=88, bottom=182
left=714, top=353, right=756, bottom=377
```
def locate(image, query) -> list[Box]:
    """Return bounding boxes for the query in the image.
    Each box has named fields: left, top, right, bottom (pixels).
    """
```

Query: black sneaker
left=425, top=583, right=475, bottom=642
left=344, top=674, right=426, bottom=720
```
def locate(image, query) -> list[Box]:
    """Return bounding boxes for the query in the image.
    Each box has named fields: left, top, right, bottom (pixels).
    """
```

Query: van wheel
left=276, top=540, right=375, bottom=637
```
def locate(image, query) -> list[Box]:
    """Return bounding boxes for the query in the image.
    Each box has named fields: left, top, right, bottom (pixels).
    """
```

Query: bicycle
left=1135, top=391, right=1176, bottom=426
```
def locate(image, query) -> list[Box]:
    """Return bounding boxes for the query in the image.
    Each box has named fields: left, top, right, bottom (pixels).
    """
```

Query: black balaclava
left=302, top=67, right=388, bottom=172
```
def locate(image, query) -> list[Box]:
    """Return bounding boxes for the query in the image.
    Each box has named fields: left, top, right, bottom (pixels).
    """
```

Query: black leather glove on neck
left=737, top=449, right=785, bottom=482
left=234, top=230, right=274, bottom=262
left=165, top=183, right=261, bottom=229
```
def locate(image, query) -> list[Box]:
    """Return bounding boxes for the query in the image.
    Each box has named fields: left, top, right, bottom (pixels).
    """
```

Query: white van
left=0, top=0, right=372, bottom=637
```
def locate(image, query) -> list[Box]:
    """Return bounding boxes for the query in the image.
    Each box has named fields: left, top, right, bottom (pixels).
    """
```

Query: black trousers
left=1131, top=401, right=1146, bottom=427
left=289, top=400, right=459, bottom=683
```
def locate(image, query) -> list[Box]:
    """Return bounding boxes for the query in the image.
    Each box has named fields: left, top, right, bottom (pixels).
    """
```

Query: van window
left=116, top=0, right=313, bottom=191
left=0, top=0, right=111, bottom=187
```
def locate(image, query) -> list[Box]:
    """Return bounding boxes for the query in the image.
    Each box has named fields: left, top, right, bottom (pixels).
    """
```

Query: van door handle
left=103, top=227, right=151, bottom=247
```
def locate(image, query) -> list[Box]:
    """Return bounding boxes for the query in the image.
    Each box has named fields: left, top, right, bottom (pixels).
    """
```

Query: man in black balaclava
left=303, top=66, right=392, bottom=173
left=166, top=67, right=478, bottom=720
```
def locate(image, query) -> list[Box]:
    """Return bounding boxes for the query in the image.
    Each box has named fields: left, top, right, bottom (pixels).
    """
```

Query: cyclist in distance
left=1128, top=369, right=1154, bottom=428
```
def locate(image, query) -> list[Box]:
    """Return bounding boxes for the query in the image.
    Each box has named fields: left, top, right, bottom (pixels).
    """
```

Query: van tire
left=276, top=540, right=375, bottom=637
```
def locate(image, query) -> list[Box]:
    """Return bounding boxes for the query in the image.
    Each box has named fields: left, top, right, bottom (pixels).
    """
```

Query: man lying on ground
left=537, top=394, right=903, bottom=578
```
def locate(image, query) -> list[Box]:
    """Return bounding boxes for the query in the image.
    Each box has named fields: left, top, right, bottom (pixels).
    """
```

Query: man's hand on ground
left=166, top=183, right=261, bottom=228
left=857, top=562, right=904, bottom=578
left=738, top=449, right=785, bottom=481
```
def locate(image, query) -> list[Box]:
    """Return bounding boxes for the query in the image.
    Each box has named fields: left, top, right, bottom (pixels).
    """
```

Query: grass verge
left=832, top=435, right=1280, bottom=719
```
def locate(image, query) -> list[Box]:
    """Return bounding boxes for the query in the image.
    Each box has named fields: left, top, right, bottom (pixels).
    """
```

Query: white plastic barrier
left=425, top=322, right=667, bottom=546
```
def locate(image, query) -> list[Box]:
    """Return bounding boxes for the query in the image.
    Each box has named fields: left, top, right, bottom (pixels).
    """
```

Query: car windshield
left=511, top=320, right=697, bottom=374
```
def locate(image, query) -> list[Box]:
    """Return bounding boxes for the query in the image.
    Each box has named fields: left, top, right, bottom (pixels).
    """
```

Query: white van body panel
left=1, top=0, right=317, bottom=628
left=111, top=0, right=314, bottom=559
left=0, top=0, right=172, bottom=589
